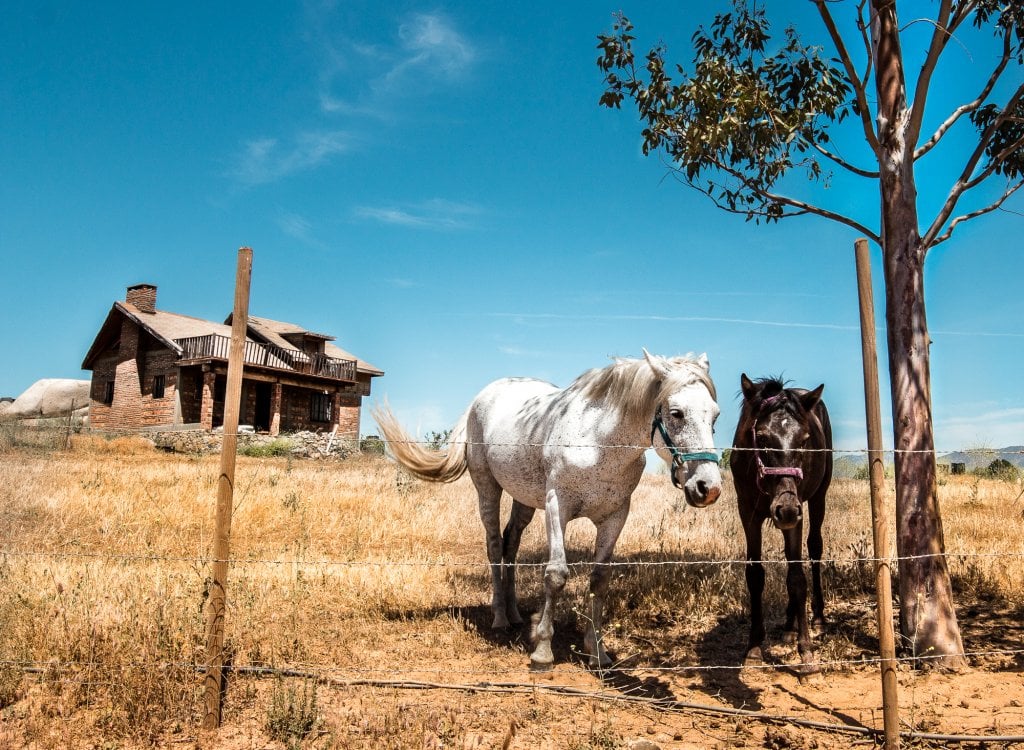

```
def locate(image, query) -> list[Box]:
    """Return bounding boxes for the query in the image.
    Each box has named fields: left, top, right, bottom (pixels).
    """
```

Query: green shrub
left=360, top=435, right=385, bottom=455
left=239, top=439, right=294, bottom=458
left=266, top=676, right=320, bottom=749
left=984, top=458, right=1020, bottom=481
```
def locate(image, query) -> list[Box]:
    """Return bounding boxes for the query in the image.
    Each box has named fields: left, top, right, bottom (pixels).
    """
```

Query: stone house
left=81, top=284, right=383, bottom=439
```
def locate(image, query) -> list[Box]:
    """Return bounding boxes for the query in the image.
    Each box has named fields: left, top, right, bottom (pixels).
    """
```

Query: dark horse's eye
left=669, top=409, right=684, bottom=420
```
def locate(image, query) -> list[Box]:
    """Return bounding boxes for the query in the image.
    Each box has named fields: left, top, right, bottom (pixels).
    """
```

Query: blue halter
left=650, top=407, right=719, bottom=489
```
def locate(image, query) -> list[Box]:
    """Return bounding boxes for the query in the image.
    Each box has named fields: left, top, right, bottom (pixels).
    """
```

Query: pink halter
left=752, top=394, right=804, bottom=492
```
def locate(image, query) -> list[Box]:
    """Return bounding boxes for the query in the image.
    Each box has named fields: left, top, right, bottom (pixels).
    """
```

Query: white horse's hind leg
left=530, top=489, right=569, bottom=670
left=501, top=501, right=536, bottom=626
left=584, top=503, right=629, bottom=669
left=472, top=473, right=508, bottom=629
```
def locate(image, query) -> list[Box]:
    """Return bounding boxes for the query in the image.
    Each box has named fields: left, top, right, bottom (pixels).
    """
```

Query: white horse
left=373, top=350, right=722, bottom=669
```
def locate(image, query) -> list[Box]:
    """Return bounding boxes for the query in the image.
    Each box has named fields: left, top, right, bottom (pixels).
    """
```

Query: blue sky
left=1, top=1, right=1021, bottom=454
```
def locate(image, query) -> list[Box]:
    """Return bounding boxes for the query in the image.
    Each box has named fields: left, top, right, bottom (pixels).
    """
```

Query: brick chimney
left=126, top=283, right=157, bottom=313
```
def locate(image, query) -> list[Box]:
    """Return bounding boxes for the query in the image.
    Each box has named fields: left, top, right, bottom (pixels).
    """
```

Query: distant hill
left=831, top=446, right=1024, bottom=478
left=939, top=446, right=1024, bottom=471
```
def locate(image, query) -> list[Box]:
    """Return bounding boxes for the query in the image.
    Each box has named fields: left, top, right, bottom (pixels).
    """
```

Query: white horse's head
left=644, top=350, right=723, bottom=508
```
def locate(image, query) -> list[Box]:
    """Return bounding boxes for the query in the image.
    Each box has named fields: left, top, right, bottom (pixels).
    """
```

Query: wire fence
left=2, top=428, right=1023, bottom=745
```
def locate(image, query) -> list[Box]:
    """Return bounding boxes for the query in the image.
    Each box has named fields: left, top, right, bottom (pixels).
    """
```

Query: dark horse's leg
left=806, top=492, right=826, bottom=632
left=743, top=517, right=766, bottom=665
left=782, top=521, right=818, bottom=673
left=500, top=500, right=536, bottom=626
left=782, top=520, right=806, bottom=643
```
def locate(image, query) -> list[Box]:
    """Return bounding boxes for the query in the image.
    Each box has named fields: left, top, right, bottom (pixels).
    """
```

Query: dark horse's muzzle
left=769, top=479, right=802, bottom=529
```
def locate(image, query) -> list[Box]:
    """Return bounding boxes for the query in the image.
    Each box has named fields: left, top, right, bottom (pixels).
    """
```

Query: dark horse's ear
left=800, top=384, right=825, bottom=413
left=740, top=373, right=757, bottom=402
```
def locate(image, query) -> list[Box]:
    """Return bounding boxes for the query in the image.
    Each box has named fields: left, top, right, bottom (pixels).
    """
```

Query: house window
left=102, top=381, right=115, bottom=405
left=153, top=374, right=166, bottom=399
left=310, top=392, right=332, bottom=423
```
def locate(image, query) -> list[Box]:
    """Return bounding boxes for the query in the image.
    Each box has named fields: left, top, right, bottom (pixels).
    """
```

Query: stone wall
left=134, top=428, right=359, bottom=458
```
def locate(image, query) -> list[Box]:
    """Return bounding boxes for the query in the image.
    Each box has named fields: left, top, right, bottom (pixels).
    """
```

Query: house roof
left=245, top=315, right=383, bottom=375
left=82, top=300, right=383, bottom=377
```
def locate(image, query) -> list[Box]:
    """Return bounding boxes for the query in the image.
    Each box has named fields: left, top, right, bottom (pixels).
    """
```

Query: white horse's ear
left=642, top=348, right=669, bottom=379
left=697, top=352, right=710, bottom=372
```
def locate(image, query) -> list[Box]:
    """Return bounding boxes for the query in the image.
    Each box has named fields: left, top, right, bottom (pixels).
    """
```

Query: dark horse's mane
left=737, top=376, right=804, bottom=418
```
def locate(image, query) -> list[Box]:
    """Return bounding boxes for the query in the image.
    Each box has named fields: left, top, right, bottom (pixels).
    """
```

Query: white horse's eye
left=669, top=409, right=684, bottom=420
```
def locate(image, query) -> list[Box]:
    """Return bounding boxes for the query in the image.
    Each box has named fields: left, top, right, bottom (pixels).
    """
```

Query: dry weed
left=0, top=437, right=1021, bottom=746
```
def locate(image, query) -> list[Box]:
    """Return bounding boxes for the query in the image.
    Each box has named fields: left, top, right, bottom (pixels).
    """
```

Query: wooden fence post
left=855, top=238, right=900, bottom=749
left=202, top=247, right=253, bottom=730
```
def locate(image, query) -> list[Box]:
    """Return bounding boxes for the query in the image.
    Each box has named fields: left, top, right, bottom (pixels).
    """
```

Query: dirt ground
left=9, top=598, right=1011, bottom=750
left=197, top=600, right=1024, bottom=750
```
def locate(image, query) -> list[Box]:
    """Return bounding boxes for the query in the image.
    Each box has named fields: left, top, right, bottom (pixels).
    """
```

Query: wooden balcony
left=175, top=334, right=358, bottom=383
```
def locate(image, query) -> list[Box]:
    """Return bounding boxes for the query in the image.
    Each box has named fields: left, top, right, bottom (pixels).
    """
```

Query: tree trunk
left=881, top=220, right=967, bottom=668
left=873, top=0, right=966, bottom=669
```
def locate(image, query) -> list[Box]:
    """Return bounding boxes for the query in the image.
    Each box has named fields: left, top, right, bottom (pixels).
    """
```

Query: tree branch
left=694, top=155, right=881, bottom=242
left=964, top=133, right=1024, bottom=190
left=805, top=137, right=880, bottom=177
left=922, top=87, right=1024, bottom=248
left=929, top=179, right=1024, bottom=247
left=815, top=0, right=880, bottom=155
left=907, top=0, right=954, bottom=147
left=856, top=0, right=875, bottom=114
left=914, top=25, right=1012, bottom=160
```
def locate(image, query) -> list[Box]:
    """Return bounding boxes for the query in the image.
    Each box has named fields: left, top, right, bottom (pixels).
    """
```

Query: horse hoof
left=798, top=663, right=822, bottom=683
left=743, top=648, right=764, bottom=667
left=529, top=658, right=554, bottom=673
left=811, top=617, right=826, bottom=634
left=588, top=654, right=613, bottom=670
left=798, top=670, right=822, bottom=685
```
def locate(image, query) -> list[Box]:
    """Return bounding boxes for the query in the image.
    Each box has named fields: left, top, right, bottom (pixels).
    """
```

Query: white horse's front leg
left=530, top=488, right=569, bottom=670
left=585, top=502, right=629, bottom=669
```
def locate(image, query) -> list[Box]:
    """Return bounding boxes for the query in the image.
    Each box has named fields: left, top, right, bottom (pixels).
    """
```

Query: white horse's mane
left=573, top=354, right=715, bottom=424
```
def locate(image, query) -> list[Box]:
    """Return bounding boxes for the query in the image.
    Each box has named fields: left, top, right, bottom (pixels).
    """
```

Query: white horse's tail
left=372, top=403, right=469, bottom=483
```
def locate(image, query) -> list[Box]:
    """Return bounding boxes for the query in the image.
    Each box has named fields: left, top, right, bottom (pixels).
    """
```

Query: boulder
left=4, top=379, right=91, bottom=419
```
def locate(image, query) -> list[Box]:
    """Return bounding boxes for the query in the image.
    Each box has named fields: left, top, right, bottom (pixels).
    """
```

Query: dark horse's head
left=731, top=374, right=827, bottom=530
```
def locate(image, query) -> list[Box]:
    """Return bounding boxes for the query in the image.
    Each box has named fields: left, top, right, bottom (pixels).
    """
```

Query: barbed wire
left=5, top=648, right=1024, bottom=744
left=3, top=547, right=1024, bottom=569
left=47, top=423, right=1024, bottom=458
left=371, top=438, right=1024, bottom=457
left=6, top=642, right=1024, bottom=682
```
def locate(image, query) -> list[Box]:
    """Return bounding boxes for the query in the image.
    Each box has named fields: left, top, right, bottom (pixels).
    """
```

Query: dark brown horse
left=730, top=374, right=832, bottom=673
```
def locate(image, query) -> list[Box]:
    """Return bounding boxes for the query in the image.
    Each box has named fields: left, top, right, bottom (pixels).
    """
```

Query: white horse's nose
left=684, top=463, right=722, bottom=507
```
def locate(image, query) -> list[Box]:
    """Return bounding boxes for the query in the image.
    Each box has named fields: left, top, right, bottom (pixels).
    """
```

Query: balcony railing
left=175, top=334, right=358, bottom=382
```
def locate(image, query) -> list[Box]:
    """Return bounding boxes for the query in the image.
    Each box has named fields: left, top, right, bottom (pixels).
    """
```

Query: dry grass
left=1, top=434, right=1022, bottom=748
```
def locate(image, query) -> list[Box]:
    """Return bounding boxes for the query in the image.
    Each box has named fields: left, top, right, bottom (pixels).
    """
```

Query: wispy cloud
left=353, top=199, right=480, bottom=230
left=485, top=312, right=860, bottom=332
left=311, top=10, right=477, bottom=116
left=498, top=345, right=549, bottom=358
left=276, top=211, right=314, bottom=240
left=386, top=277, right=419, bottom=288
left=382, top=14, right=476, bottom=89
left=230, top=131, right=353, bottom=186
left=274, top=210, right=329, bottom=250
left=939, top=406, right=1024, bottom=431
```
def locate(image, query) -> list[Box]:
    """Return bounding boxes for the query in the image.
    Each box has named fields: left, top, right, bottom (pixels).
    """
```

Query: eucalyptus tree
left=598, top=0, right=1024, bottom=667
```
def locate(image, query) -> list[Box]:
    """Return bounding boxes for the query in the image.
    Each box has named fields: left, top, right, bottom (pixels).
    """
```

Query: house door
left=254, top=383, right=272, bottom=432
